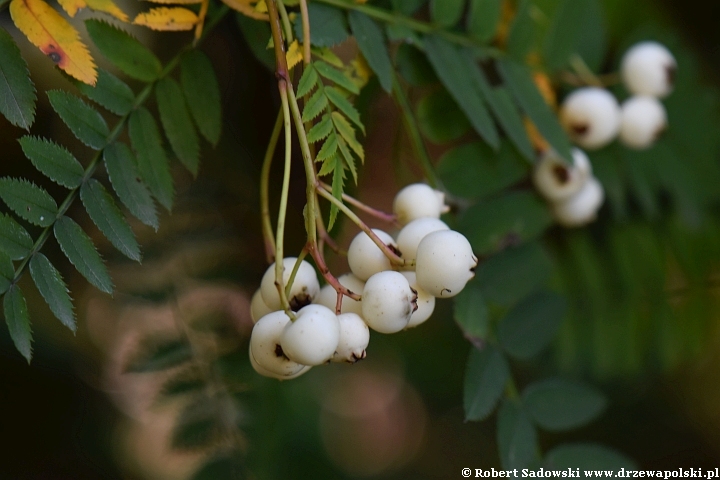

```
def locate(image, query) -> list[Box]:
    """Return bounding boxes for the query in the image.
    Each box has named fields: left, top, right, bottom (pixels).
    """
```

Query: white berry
left=401, top=271, right=435, bottom=328
left=415, top=230, right=478, bottom=298
left=396, top=218, right=450, bottom=268
left=552, top=176, right=605, bottom=227
left=393, top=183, right=449, bottom=226
left=314, top=273, right=365, bottom=315
left=280, top=304, right=340, bottom=366
left=533, top=148, right=592, bottom=202
left=361, top=271, right=417, bottom=334
left=347, top=229, right=397, bottom=281
left=621, top=41, right=676, bottom=98
left=250, top=346, right=311, bottom=380
left=250, top=311, right=308, bottom=378
left=618, top=96, right=667, bottom=150
left=250, top=289, right=273, bottom=323
left=260, top=257, right=320, bottom=311
left=332, top=313, right=370, bottom=363
left=559, top=87, right=621, bottom=150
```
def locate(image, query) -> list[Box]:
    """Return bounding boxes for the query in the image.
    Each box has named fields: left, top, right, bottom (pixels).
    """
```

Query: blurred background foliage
left=2, top=0, right=720, bottom=478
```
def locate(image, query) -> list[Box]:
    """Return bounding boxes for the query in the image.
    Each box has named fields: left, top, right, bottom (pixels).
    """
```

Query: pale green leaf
left=54, top=216, right=113, bottom=294
left=156, top=77, right=200, bottom=176
left=315, top=131, right=338, bottom=163
left=315, top=61, right=360, bottom=95
left=47, top=90, right=109, bottom=150
left=302, top=88, right=329, bottom=122
left=297, top=64, right=318, bottom=98
left=306, top=114, right=333, bottom=144
left=324, top=86, right=364, bottom=133
left=129, top=107, right=174, bottom=211
left=29, top=253, right=76, bottom=332
left=0, top=177, right=57, bottom=227
left=18, top=136, right=84, bottom=189
left=331, top=112, right=363, bottom=160
left=0, top=28, right=36, bottom=129
left=328, top=159, right=345, bottom=231
left=81, top=179, right=141, bottom=262
left=336, top=135, right=358, bottom=182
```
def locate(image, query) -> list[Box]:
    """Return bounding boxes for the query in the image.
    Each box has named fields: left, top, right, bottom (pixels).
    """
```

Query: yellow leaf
left=58, top=0, right=128, bottom=21
left=142, top=0, right=202, bottom=4
left=220, top=0, right=269, bottom=21
left=10, top=0, right=97, bottom=85
left=133, top=7, right=199, bottom=31
left=286, top=40, right=302, bottom=70
left=254, top=0, right=267, bottom=12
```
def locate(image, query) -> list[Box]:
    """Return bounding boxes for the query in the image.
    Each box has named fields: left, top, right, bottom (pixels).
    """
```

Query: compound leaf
left=315, top=61, right=359, bottom=95
left=54, top=215, right=113, bottom=294
left=302, top=88, right=328, bottom=122
left=325, top=86, right=364, bottom=133
left=307, top=114, right=333, bottom=143
left=296, top=63, right=318, bottom=98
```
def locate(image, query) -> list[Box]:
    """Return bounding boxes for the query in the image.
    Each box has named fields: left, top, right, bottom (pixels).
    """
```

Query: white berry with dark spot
left=533, top=148, right=592, bottom=202
left=559, top=87, right=621, bottom=150
left=280, top=304, right=340, bottom=366
left=332, top=313, right=370, bottom=363
left=250, top=311, right=308, bottom=378
left=397, top=218, right=450, bottom=268
left=552, top=176, right=605, bottom=227
left=250, top=346, right=311, bottom=380
left=415, top=230, right=478, bottom=298
left=347, top=229, right=397, bottom=281
left=621, top=41, right=676, bottom=98
left=314, top=273, right=365, bottom=315
left=260, top=257, right=320, bottom=311
left=401, top=271, right=435, bottom=328
left=393, top=183, right=449, bottom=226
left=251, top=289, right=273, bottom=324
left=361, top=271, right=418, bottom=334
left=619, top=96, right=667, bottom=150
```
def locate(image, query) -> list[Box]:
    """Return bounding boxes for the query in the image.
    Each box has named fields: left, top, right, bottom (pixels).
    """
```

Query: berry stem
left=284, top=250, right=308, bottom=299
left=299, top=0, right=311, bottom=65
left=319, top=181, right=398, bottom=224
left=316, top=187, right=406, bottom=266
left=260, top=110, right=283, bottom=263
left=306, top=241, right=362, bottom=303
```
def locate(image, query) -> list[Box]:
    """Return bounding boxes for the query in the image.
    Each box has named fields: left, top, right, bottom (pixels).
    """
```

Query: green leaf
left=430, top=0, right=465, bottom=27
left=126, top=337, right=193, bottom=372
left=542, top=0, right=589, bottom=72
left=129, top=108, right=174, bottom=211
left=316, top=132, right=338, bottom=165
left=18, top=136, right=84, bottom=189
left=475, top=243, right=553, bottom=307
left=545, top=444, right=636, bottom=470
left=0, top=214, right=33, bottom=260
left=180, top=50, right=222, bottom=146
left=3, top=285, right=32, bottom=362
left=54, top=216, right=113, bottom=294
left=81, top=179, right=141, bottom=262
left=293, top=3, right=349, bottom=47
left=325, top=86, right=364, bottom=133
left=156, top=77, right=200, bottom=176
left=306, top=115, right=332, bottom=145
left=386, top=24, right=423, bottom=48
left=47, top=90, right=109, bottom=150
left=395, top=44, right=437, bottom=87
left=0, top=251, right=13, bottom=295
left=454, top=282, right=489, bottom=345
left=328, top=160, right=345, bottom=231
left=297, top=64, right=318, bottom=98
left=417, top=88, right=471, bottom=144
left=458, top=191, right=552, bottom=256
left=437, top=141, right=528, bottom=200
left=235, top=13, right=275, bottom=71
left=0, top=177, right=57, bottom=227
left=332, top=112, right=363, bottom=160
left=575, top=0, right=607, bottom=73
left=461, top=55, right=534, bottom=160
left=0, top=28, right=36, bottom=129
left=75, top=68, right=134, bottom=116
left=424, top=35, right=499, bottom=149
left=467, top=0, right=503, bottom=42
left=29, top=253, right=75, bottom=332
left=337, top=135, right=358, bottom=180
left=497, top=400, right=538, bottom=470
left=85, top=20, right=161, bottom=82
left=463, top=344, right=510, bottom=421
left=315, top=62, right=360, bottom=95
left=506, top=0, right=535, bottom=61
left=302, top=88, right=329, bottom=122
left=523, top=379, right=607, bottom=431
left=103, top=142, right=159, bottom=230
left=391, top=0, right=426, bottom=16
left=498, top=290, right=567, bottom=360
left=497, top=60, right=573, bottom=161
left=348, top=11, right=393, bottom=93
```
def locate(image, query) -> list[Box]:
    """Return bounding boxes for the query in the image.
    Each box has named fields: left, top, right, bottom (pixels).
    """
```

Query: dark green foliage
left=75, top=69, right=135, bottom=116
left=156, top=77, right=200, bottom=175
left=180, top=51, right=222, bottom=146
left=47, top=90, right=109, bottom=150
left=0, top=177, right=57, bottom=227
left=523, top=379, right=607, bottom=431
left=463, top=344, right=511, bottom=421
left=85, top=20, right=161, bottom=82
left=416, top=88, right=470, bottom=144
left=348, top=11, right=393, bottom=92
left=454, top=282, right=489, bottom=344
left=430, top=0, right=464, bottom=27
left=54, top=216, right=113, bottom=294
left=19, top=136, right=84, bottom=189
left=497, top=400, right=538, bottom=469
left=467, top=0, right=503, bottom=42
left=29, top=253, right=76, bottom=332
left=129, top=107, right=174, bottom=211
left=293, top=3, right=349, bottom=47
left=0, top=28, right=35, bottom=129
left=498, top=291, right=567, bottom=360
left=395, top=44, right=437, bottom=87
left=0, top=214, right=33, bottom=260
left=0, top=251, right=12, bottom=295
left=3, top=285, right=32, bottom=362
left=543, top=0, right=590, bottom=71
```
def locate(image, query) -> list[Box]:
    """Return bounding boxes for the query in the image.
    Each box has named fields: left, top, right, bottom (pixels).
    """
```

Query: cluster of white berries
left=533, top=148, right=604, bottom=227
left=248, top=184, right=478, bottom=380
left=559, top=41, right=676, bottom=151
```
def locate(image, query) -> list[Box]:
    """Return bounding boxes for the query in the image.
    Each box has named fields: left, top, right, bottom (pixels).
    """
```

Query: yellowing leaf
left=220, top=0, right=269, bottom=21
left=254, top=0, right=267, bottom=13
left=286, top=40, right=302, bottom=70
left=10, top=0, right=97, bottom=85
left=58, top=0, right=128, bottom=21
left=133, top=7, right=199, bottom=31
left=142, top=0, right=202, bottom=4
